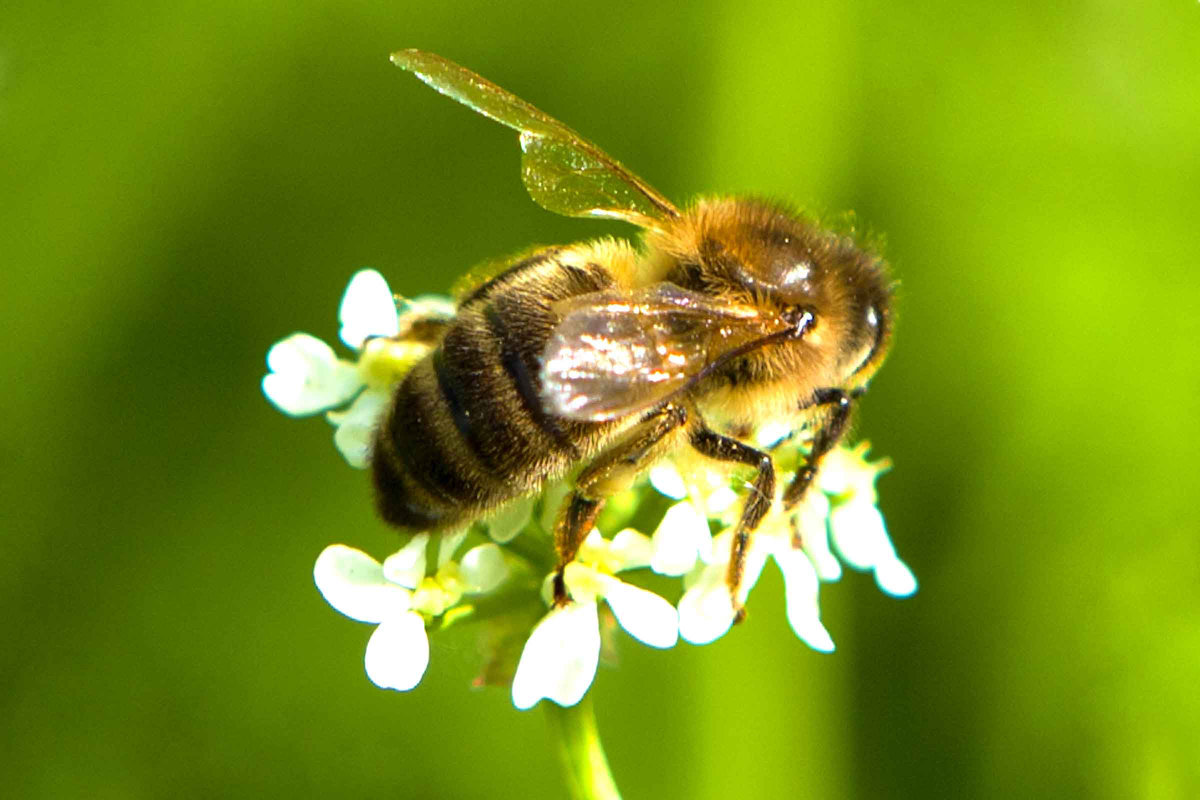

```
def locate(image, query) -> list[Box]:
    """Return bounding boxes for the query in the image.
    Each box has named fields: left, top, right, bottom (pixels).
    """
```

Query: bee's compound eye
left=777, top=260, right=812, bottom=288
left=866, top=305, right=880, bottom=328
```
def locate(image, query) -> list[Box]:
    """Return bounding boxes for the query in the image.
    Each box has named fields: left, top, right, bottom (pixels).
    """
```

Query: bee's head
left=665, top=197, right=893, bottom=383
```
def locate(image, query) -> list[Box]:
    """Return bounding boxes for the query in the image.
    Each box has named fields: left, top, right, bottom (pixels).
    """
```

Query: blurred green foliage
left=3, top=1, right=1199, bottom=798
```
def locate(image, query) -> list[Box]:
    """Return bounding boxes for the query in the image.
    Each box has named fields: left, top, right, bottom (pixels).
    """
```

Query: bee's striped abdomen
left=371, top=247, right=622, bottom=531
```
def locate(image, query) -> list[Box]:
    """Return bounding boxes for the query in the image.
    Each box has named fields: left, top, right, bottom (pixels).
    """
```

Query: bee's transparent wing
left=541, top=284, right=783, bottom=422
left=392, top=49, right=680, bottom=232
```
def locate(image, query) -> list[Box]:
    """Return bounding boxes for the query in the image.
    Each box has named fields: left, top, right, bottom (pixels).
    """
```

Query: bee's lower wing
left=392, top=50, right=679, bottom=232
left=541, top=284, right=772, bottom=422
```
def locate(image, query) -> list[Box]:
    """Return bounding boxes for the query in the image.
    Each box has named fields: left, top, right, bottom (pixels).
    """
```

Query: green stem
left=544, top=695, right=622, bottom=800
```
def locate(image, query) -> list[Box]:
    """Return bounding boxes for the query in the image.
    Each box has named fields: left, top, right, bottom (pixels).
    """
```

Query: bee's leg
left=782, top=388, right=853, bottom=509
left=551, top=403, right=690, bottom=605
left=688, top=423, right=776, bottom=623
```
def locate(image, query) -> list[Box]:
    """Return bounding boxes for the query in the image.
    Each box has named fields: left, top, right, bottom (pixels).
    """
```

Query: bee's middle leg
left=551, top=403, right=689, bottom=605
left=688, top=424, right=775, bottom=623
left=782, top=388, right=853, bottom=510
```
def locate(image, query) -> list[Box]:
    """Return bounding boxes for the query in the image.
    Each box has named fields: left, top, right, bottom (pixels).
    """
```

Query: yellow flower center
left=358, top=338, right=430, bottom=389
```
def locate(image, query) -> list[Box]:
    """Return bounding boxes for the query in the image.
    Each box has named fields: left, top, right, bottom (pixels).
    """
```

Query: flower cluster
left=262, top=269, right=453, bottom=468
left=264, top=270, right=916, bottom=710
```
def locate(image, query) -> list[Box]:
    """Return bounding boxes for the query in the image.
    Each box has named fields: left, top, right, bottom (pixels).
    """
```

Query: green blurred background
left=4, top=1, right=1199, bottom=797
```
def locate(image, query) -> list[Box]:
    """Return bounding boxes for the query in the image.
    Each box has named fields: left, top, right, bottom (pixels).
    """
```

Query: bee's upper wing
left=391, top=50, right=680, bottom=232
left=541, top=284, right=783, bottom=422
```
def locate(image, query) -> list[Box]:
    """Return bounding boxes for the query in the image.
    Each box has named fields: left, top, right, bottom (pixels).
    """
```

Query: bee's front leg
left=782, top=388, right=853, bottom=510
left=551, top=403, right=689, bottom=606
left=687, top=424, right=776, bottom=623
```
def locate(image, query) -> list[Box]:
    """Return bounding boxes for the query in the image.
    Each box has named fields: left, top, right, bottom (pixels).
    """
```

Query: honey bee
left=375, top=50, right=893, bottom=613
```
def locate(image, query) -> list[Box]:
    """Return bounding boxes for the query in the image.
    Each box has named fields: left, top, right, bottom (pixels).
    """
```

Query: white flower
left=829, top=498, right=917, bottom=596
left=338, top=269, right=400, bottom=350
left=511, top=529, right=678, bottom=710
left=674, top=439, right=914, bottom=649
left=819, top=443, right=917, bottom=597
left=263, top=269, right=443, bottom=467
left=649, top=500, right=712, bottom=576
left=792, top=488, right=841, bottom=581
left=648, top=462, right=688, bottom=500
left=261, top=333, right=361, bottom=416
left=649, top=458, right=739, bottom=520
left=678, top=529, right=835, bottom=652
left=314, top=534, right=509, bottom=692
left=510, top=602, right=602, bottom=710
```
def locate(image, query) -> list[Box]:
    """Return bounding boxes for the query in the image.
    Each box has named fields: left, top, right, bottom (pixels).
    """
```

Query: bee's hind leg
left=687, top=424, right=776, bottom=623
left=551, top=403, right=689, bottom=606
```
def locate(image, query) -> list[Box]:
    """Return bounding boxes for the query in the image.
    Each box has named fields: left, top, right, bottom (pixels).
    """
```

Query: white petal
left=381, top=534, right=429, bottom=589
left=314, top=545, right=411, bottom=623
left=648, top=463, right=687, bottom=500
left=874, top=556, right=918, bottom=597
left=754, top=419, right=793, bottom=449
left=459, top=543, right=509, bottom=594
left=677, top=564, right=736, bottom=645
left=805, top=542, right=842, bottom=582
left=608, top=529, right=653, bottom=571
left=703, top=486, right=739, bottom=516
left=328, top=389, right=389, bottom=468
left=650, top=502, right=709, bottom=577
left=816, top=448, right=855, bottom=496
left=794, top=491, right=842, bottom=581
left=829, top=499, right=892, bottom=571
left=818, top=445, right=884, bottom=501
left=538, top=572, right=557, bottom=607
left=538, top=481, right=571, bottom=535
left=733, top=535, right=772, bottom=607
left=406, top=294, right=457, bottom=320
left=339, top=269, right=400, bottom=349
left=484, top=496, right=533, bottom=544
left=511, top=602, right=601, bottom=710
left=775, top=548, right=835, bottom=652
left=364, top=611, right=429, bottom=691
left=601, top=579, right=678, bottom=648
left=437, top=528, right=469, bottom=568
left=263, top=334, right=362, bottom=416
left=677, top=530, right=773, bottom=645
